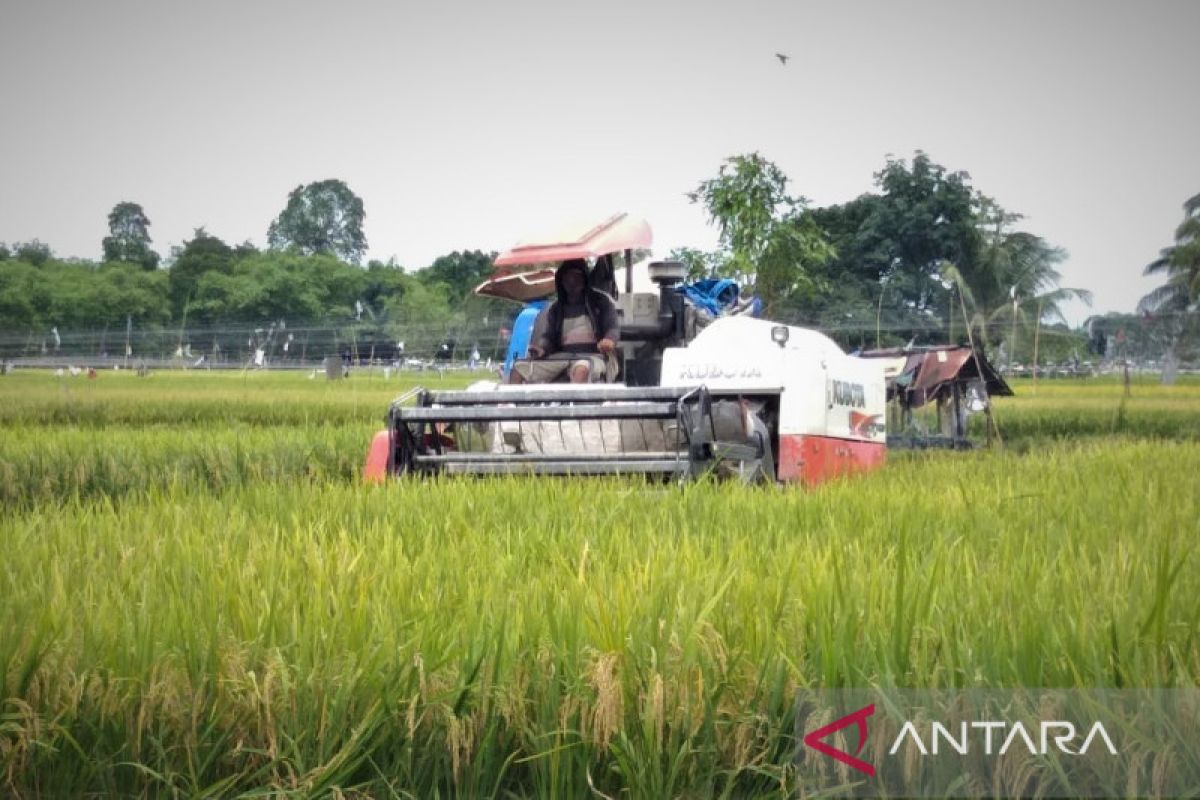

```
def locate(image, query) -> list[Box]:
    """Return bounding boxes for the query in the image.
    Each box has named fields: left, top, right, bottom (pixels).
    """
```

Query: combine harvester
left=364, top=214, right=886, bottom=485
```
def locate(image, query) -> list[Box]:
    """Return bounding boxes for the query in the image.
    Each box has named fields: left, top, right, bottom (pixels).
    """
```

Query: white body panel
left=660, top=317, right=886, bottom=444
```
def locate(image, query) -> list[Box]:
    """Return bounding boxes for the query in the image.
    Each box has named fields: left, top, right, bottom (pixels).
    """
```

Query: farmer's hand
left=597, top=338, right=615, bottom=355
left=527, top=345, right=545, bottom=359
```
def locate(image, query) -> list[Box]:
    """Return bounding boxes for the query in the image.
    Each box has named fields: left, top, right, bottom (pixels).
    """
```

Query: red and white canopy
left=474, top=213, right=652, bottom=302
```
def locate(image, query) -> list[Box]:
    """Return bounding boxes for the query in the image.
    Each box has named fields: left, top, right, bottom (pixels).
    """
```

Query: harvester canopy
left=475, top=213, right=652, bottom=302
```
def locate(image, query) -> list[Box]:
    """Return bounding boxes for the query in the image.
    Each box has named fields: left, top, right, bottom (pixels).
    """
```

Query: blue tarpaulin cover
left=680, top=279, right=740, bottom=317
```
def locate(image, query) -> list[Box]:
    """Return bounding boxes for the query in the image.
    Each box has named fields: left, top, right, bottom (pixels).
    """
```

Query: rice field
left=1, top=369, right=1198, bottom=797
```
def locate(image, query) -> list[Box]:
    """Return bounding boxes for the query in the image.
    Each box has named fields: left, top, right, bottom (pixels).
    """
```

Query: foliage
left=0, top=260, right=42, bottom=329
left=166, top=227, right=236, bottom=317
left=189, top=251, right=362, bottom=325
left=417, top=249, right=495, bottom=303
left=267, top=179, right=368, bottom=264
left=0, top=259, right=170, bottom=332
left=11, top=239, right=53, bottom=267
left=1138, top=192, right=1200, bottom=327
left=687, top=153, right=833, bottom=315
left=102, top=201, right=159, bottom=270
left=1082, top=311, right=1200, bottom=364
left=383, top=279, right=456, bottom=355
left=666, top=246, right=726, bottom=281
left=871, top=153, right=982, bottom=313
left=965, top=198, right=1091, bottom=355
left=766, top=153, right=1088, bottom=354
left=790, top=153, right=983, bottom=345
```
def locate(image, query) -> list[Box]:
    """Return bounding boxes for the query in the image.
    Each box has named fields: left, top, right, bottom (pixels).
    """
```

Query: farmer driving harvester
left=509, top=259, right=619, bottom=384
left=365, top=212, right=889, bottom=486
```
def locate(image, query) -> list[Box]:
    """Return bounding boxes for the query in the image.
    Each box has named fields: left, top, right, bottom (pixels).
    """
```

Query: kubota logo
left=803, top=703, right=876, bottom=777
left=849, top=410, right=885, bottom=438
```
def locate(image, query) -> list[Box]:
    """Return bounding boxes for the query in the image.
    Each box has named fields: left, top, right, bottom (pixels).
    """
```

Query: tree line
left=1, top=160, right=1196, bottom=364
left=674, top=152, right=1197, bottom=363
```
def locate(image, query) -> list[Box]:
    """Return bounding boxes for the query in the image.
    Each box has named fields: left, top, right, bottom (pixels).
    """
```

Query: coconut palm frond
left=1173, top=216, right=1200, bottom=244
left=939, top=262, right=976, bottom=309
left=1036, top=286, right=1093, bottom=308
left=1141, top=195, right=1200, bottom=311
left=1137, top=283, right=1188, bottom=314
left=971, top=310, right=993, bottom=348
left=1143, top=251, right=1175, bottom=276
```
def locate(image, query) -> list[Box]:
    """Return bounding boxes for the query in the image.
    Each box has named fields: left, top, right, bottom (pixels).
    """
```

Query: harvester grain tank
left=364, top=214, right=886, bottom=484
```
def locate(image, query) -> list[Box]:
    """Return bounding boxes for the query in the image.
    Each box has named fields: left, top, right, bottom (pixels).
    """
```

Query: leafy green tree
left=1139, top=192, right=1200, bottom=315
left=793, top=196, right=891, bottom=342
left=1135, top=193, right=1200, bottom=362
left=687, top=153, right=832, bottom=315
left=666, top=247, right=727, bottom=281
left=384, top=279, right=456, bottom=356
left=415, top=250, right=512, bottom=339
left=1083, top=311, right=1193, bottom=363
left=363, top=259, right=409, bottom=311
left=789, top=153, right=983, bottom=345
left=868, top=152, right=981, bottom=316
left=965, top=200, right=1091, bottom=359
left=102, top=201, right=160, bottom=269
left=0, top=261, right=42, bottom=328
left=233, top=240, right=260, bottom=259
left=188, top=252, right=369, bottom=325
left=417, top=250, right=496, bottom=303
left=13, top=239, right=53, bottom=267
left=0, top=242, right=10, bottom=261
left=89, top=263, right=171, bottom=327
left=267, top=179, right=368, bottom=264
left=2, top=260, right=169, bottom=330
left=168, top=228, right=235, bottom=317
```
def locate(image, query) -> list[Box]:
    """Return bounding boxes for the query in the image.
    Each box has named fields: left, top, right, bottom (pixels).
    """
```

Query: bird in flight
left=775, top=53, right=790, bottom=66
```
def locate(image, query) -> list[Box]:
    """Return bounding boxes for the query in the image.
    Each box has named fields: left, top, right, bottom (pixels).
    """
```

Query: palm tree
left=1138, top=193, right=1200, bottom=315
left=943, top=203, right=1091, bottom=364
left=974, top=201, right=1092, bottom=336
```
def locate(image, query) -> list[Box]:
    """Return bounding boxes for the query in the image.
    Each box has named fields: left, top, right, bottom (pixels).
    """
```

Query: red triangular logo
left=803, top=703, right=876, bottom=777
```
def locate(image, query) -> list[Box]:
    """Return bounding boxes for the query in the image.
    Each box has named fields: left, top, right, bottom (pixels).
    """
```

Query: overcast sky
left=2, top=0, right=1197, bottom=325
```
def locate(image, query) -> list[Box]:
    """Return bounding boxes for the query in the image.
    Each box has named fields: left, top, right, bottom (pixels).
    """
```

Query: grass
left=0, top=370, right=1198, bottom=797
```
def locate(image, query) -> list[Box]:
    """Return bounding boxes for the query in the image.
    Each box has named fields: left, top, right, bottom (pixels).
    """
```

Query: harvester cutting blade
left=385, top=384, right=747, bottom=479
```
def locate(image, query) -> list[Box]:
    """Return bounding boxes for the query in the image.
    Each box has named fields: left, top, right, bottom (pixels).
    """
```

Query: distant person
left=510, top=259, right=618, bottom=384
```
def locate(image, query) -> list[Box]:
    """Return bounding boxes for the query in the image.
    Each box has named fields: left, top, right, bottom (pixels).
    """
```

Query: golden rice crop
left=0, top=369, right=1197, bottom=796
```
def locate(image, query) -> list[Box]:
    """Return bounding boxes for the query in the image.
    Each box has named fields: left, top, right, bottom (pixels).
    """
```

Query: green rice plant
left=0, top=369, right=478, bottom=428
left=1, top=439, right=1197, bottom=796
left=991, top=376, right=1200, bottom=443
left=0, top=425, right=372, bottom=508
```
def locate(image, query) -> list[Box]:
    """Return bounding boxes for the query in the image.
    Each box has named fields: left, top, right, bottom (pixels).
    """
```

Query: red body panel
left=776, top=434, right=886, bottom=485
left=363, top=430, right=390, bottom=483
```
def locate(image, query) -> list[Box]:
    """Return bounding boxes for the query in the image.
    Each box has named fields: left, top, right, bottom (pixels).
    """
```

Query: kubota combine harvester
left=364, top=214, right=887, bottom=485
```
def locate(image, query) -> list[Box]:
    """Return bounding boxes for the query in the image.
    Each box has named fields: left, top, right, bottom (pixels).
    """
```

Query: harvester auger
left=363, top=214, right=888, bottom=486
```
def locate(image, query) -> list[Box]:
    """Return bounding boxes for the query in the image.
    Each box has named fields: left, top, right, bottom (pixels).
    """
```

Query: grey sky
left=1, top=0, right=1197, bottom=325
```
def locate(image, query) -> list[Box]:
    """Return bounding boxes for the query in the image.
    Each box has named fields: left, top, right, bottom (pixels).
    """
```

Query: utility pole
left=1009, top=287, right=1019, bottom=371
left=1032, top=300, right=1043, bottom=393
